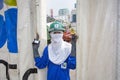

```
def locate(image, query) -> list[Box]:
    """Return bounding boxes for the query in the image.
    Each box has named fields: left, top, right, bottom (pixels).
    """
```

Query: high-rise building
left=50, top=9, right=53, bottom=17
left=53, top=8, right=70, bottom=25
left=71, top=3, right=77, bottom=30
left=58, top=8, right=69, bottom=16
left=71, top=9, right=76, bottom=23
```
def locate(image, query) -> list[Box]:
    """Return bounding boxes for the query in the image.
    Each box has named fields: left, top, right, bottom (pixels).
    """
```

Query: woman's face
left=50, top=31, right=63, bottom=43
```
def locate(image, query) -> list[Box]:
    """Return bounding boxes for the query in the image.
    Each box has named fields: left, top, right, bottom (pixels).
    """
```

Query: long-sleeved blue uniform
left=34, top=46, right=76, bottom=80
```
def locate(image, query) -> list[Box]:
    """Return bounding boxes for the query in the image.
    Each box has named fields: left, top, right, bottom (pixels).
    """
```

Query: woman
left=32, top=21, right=76, bottom=80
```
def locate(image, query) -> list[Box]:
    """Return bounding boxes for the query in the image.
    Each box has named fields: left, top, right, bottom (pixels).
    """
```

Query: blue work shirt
left=34, top=46, right=76, bottom=80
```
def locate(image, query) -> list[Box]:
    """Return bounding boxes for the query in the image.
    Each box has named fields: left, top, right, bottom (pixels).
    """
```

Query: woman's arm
left=32, top=40, right=49, bottom=69
left=67, top=56, right=76, bottom=69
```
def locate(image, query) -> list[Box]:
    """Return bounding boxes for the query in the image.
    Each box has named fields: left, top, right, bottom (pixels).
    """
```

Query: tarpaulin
left=0, top=0, right=47, bottom=80
left=5, top=8, right=18, bottom=53
left=0, top=15, right=6, bottom=48
left=76, top=0, right=117, bottom=80
left=0, top=0, right=4, bottom=10
left=4, top=0, right=17, bottom=6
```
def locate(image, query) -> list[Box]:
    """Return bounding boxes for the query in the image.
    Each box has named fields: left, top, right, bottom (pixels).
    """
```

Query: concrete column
left=76, top=0, right=117, bottom=80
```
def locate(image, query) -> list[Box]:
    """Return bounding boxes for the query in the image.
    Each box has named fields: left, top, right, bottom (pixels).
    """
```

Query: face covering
left=50, top=31, right=63, bottom=43
left=48, top=31, right=72, bottom=65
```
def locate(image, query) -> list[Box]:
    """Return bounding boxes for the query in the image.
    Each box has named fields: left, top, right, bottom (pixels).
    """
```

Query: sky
left=47, top=0, right=76, bottom=16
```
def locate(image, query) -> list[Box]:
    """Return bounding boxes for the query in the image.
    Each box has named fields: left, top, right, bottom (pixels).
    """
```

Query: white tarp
left=0, top=3, right=19, bottom=80
left=0, top=0, right=47, bottom=80
left=76, top=0, right=117, bottom=80
left=17, top=0, right=35, bottom=80
left=17, top=0, right=47, bottom=80
left=116, top=0, right=120, bottom=80
left=0, top=4, right=8, bottom=79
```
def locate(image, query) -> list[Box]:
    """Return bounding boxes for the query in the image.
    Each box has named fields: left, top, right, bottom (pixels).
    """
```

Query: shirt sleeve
left=34, top=46, right=49, bottom=69
left=67, top=56, right=76, bottom=69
